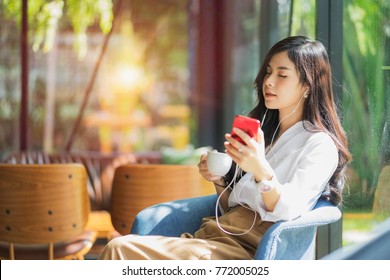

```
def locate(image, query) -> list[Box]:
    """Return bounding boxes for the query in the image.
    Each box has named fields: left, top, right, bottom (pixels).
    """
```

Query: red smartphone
left=231, top=115, right=261, bottom=145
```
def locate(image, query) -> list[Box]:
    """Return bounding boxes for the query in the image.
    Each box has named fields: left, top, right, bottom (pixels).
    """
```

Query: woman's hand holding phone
left=224, top=115, right=272, bottom=182
left=230, top=115, right=260, bottom=145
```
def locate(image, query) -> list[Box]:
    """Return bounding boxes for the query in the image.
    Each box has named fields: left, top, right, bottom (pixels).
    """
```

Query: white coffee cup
left=206, top=150, right=232, bottom=176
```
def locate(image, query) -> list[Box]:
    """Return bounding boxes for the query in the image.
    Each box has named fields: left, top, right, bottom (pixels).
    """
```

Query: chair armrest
left=255, top=200, right=342, bottom=260
left=130, top=195, right=217, bottom=236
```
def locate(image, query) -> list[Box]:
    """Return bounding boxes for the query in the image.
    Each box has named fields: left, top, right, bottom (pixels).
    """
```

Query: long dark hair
left=227, top=36, right=351, bottom=205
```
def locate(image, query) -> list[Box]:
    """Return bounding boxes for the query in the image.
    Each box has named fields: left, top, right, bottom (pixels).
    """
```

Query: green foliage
left=1, top=0, right=113, bottom=59
left=343, top=0, right=390, bottom=209
left=290, top=0, right=316, bottom=37
left=161, top=145, right=212, bottom=165
left=66, top=0, right=113, bottom=59
left=130, top=0, right=188, bottom=79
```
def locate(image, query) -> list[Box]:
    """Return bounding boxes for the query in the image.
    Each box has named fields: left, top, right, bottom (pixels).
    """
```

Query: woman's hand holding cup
left=198, top=151, right=232, bottom=184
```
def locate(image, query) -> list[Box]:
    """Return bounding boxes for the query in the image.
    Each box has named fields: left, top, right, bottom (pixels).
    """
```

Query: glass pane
left=224, top=0, right=262, bottom=118
left=342, top=0, right=390, bottom=246
left=230, top=0, right=316, bottom=118
left=0, top=4, right=20, bottom=156
left=0, top=0, right=191, bottom=155
left=290, top=0, right=316, bottom=37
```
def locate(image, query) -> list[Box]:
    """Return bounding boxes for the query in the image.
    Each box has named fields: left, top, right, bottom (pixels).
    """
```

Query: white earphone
left=303, top=89, right=309, bottom=98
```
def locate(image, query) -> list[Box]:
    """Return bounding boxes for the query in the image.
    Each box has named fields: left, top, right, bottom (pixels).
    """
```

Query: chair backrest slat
left=110, top=164, right=214, bottom=235
left=0, top=164, right=90, bottom=244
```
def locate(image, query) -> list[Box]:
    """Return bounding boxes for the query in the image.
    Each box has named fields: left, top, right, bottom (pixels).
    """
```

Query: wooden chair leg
left=9, top=242, right=15, bottom=260
left=49, top=243, right=54, bottom=260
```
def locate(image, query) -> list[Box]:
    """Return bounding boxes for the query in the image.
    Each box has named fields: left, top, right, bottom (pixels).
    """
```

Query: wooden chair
left=0, top=164, right=97, bottom=260
left=110, top=164, right=214, bottom=235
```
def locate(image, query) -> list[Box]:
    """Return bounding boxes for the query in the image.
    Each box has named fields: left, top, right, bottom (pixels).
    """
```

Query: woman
left=99, top=36, right=351, bottom=260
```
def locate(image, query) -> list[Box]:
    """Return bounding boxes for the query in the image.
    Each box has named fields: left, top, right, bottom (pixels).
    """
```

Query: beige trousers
left=99, top=206, right=273, bottom=260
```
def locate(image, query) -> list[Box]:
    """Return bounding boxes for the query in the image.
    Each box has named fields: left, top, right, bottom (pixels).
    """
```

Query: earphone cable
left=215, top=165, right=258, bottom=236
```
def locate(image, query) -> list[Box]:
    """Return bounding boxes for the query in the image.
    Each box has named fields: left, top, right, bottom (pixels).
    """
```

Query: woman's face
left=262, top=51, right=307, bottom=117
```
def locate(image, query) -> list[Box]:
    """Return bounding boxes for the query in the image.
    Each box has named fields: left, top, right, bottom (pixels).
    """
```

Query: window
left=342, top=0, right=390, bottom=246
left=0, top=0, right=191, bottom=155
left=225, top=0, right=316, bottom=122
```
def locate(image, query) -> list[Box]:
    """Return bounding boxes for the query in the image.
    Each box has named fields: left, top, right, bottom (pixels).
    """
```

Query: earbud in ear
left=303, top=90, right=309, bottom=98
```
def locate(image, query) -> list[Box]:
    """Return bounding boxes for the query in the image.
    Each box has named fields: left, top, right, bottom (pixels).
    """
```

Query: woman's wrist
left=253, top=170, right=274, bottom=192
left=254, top=162, right=273, bottom=183
left=254, top=173, right=273, bottom=183
left=256, top=180, right=273, bottom=192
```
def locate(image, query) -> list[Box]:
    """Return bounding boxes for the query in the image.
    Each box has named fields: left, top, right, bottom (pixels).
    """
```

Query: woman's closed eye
left=265, top=70, right=287, bottom=78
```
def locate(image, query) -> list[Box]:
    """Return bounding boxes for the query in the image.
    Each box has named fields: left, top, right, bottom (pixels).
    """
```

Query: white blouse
left=227, top=120, right=338, bottom=222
